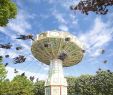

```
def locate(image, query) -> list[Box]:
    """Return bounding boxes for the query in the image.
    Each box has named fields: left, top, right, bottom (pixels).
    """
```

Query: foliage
left=93, top=70, right=113, bottom=95
left=0, top=0, right=17, bottom=26
left=74, top=75, right=96, bottom=95
left=0, top=61, right=113, bottom=95
left=0, top=58, right=7, bottom=81
left=67, top=70, right=113, bottom=95
left=33, top=80, right=45, bottom=95
left=70, top=0, right=113, bottom=15
left=66, top=77, right=77, bottom=95
left=0, top=79, right=11, bottom=95
left=9, top=75, right=35, bottom=95
left=0, top=58, right=10, bottom=95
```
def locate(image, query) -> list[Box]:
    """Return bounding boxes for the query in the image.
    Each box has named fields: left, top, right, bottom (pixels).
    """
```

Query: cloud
left=0, top=10, right=32, bottom=38
left=51, top=5, right=78, bottom=32
left=8, top=10, right=32, bottom=35
left=52, top=10, right=71, bottom=31
left=6, top=66, right=47, bottom=81
left=79, top=17, right=113, bottom=57
left=52, top=10, right=67, bottom=25
left=0, top=9, right=32, bottom=47
left=69, top=14, right=78, bottom=25
left=61, top=0, right=80, bottom=9
left=47, top=0, right=79, bottom=8
left=59, top=24, right=69, bottom=31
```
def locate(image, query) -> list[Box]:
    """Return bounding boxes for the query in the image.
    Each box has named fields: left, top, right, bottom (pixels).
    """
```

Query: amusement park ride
left=31, top=31, right=84, bottom=95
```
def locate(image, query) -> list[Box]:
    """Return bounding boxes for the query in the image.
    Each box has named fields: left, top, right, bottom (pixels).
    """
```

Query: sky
left=0, top=0, right=113, bottom=80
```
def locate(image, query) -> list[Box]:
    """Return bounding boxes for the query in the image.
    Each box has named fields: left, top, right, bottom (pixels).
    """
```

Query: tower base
left=45, top=59, right=67, bottom=95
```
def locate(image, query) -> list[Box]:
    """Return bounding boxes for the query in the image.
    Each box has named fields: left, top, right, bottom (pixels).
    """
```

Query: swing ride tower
left=31, top=31, right=84, bottom=95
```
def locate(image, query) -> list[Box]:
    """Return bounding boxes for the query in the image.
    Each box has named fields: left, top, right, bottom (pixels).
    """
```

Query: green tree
left=33, top=80, right=45, bottom=95
left=74, top=75, right=96, bottom=95
left=66, top=77, right=76, bottom=95
left=0, top=0, right=17, bottom=26
left=0, top=58, right=11, bottom=95
left=0, top=58, right=7, bottom=81
left=0, top=79, right=11, bottom=95
left=10, top=75, right=34, bottom=95
left=94, top=70, right=113, bottom=95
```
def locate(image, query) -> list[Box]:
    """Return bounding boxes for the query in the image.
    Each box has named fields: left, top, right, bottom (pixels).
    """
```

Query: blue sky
left=0, top=0, right=113, bottom=80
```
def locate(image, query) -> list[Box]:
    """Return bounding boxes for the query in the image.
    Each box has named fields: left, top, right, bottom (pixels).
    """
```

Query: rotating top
left=31, top=30, right=84, bottom=67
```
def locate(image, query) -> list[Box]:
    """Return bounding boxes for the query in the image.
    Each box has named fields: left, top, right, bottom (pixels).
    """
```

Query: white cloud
left=0, top=9, right=32, bottom=57
left=52, top=10, right=69, bottom=31
left=0, top=20, right=38, bottom=81
left=6, top=66, right=47, bottom=81
left=48, top=0, right=79, bottom=9
left=59, top=24, right=69, bottom=31
left=61, top=0, right=80, bottom=9
left=8, top=10, right=32, bottom=35
left=52, top=6, right=78, bottom=31
left=79, top=17, right=113, bottom=57
left=52, top=10, right=67, bottom=25
left=69, top=14, right=78, bottom=25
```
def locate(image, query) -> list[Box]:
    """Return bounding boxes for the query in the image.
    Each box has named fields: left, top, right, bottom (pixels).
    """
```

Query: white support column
left=45, top=59, right=67, bottom=95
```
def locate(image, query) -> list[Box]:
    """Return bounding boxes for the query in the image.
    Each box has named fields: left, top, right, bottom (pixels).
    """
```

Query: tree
left=94, top=70, right=113, bottom=95
left=10, top=75, right=34, bottom=95
left=70, top=0, right=113, bottom=15
left=0, top=0, right=17, bottom=26
left=74, top=75, right=96, bottom=95
left=66, top=77, right=76, bottom=95
left=0, top=57, right=7, bottom=81
left=33, top=80, right=45, bottom=95
left=0, top=58, right=10, bottom=95
left=0, top=79, right=11, bottom=95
